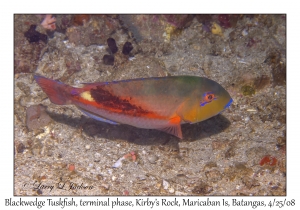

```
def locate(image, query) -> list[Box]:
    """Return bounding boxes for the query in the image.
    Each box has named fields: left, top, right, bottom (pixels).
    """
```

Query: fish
left=34, top=75, right=233, bottom=139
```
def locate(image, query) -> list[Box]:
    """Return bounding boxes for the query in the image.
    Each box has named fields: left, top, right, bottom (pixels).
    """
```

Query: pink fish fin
left=157, top=115, right=183, bottom=139
left=157, top=124, right=183, bottom=139
left=34, top=75, right=70, bottom=105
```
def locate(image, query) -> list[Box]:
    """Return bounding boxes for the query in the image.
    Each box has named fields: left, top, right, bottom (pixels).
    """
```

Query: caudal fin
left=34, top=75, right=70, bottom=105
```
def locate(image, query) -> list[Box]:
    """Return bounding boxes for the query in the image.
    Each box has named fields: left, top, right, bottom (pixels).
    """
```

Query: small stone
left=162, top=179, right=169, bottom=190
left=16, top=142, right=25, bottom=153
left=244, top=116, right=250, bottom=123
left=148, top=154, right=158, bottom=164
left=94, top=153, right=101, bottom=162
left=242, top=29, right=248, bottom=36
left=112, top=176, right=117, bottom=181
left=168, top=187, right=175, bottom=193
left=85, top=145, right=91, bottom=150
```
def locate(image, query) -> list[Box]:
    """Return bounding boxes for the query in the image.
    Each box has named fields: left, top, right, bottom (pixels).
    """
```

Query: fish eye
left=205, top=93, right=215, bottom=102
left=200, top=92, right=217, bottom=107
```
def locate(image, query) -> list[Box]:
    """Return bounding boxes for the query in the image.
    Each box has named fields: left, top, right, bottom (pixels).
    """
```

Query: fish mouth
left=224, top=98, right=233, bottom=109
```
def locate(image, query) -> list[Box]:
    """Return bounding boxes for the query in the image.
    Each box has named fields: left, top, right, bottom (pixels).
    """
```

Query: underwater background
left=14, top=14, right=286, bottom=195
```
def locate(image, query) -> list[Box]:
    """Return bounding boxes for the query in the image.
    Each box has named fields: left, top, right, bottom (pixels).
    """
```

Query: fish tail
left=34, top=75, right=71, bottom=105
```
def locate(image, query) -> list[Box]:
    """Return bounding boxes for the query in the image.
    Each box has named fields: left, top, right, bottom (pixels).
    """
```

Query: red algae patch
left=259, top=155, right=278, bottom=166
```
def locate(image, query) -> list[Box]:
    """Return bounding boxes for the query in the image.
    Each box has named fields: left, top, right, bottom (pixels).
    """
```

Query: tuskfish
left=34, top=75, right=233, bottom=139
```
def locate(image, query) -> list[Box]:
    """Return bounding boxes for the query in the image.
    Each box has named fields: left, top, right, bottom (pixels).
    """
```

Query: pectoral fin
left=157, top=124, right=182, bottom=139
left=157, top=115, right=183, bottom=139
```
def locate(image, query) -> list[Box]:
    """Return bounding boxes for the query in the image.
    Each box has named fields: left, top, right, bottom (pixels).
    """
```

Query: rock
left=107, top=38, right=118, bottom=54
left=26, top=105, right=52, bottom=131
left=122, top=42, right=133, bottom=55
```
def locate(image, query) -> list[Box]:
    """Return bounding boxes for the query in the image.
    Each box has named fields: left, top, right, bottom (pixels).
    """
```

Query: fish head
left=196, top=78, right=232, bottom=122
left=182, top=77, right=232, bottom=123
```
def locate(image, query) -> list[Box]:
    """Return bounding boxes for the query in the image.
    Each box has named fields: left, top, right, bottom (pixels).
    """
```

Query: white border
left=2, top=1, right=297, bottom=209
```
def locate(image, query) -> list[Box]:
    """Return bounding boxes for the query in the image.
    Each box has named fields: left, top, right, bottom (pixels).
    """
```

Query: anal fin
left=79, top=108, right=119, bottom=125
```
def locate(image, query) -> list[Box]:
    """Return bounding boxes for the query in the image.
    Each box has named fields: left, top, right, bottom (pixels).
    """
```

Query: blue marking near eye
left=200, top=101, right=208, bottom=107
left=224, top=98, right=233, bottom=109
